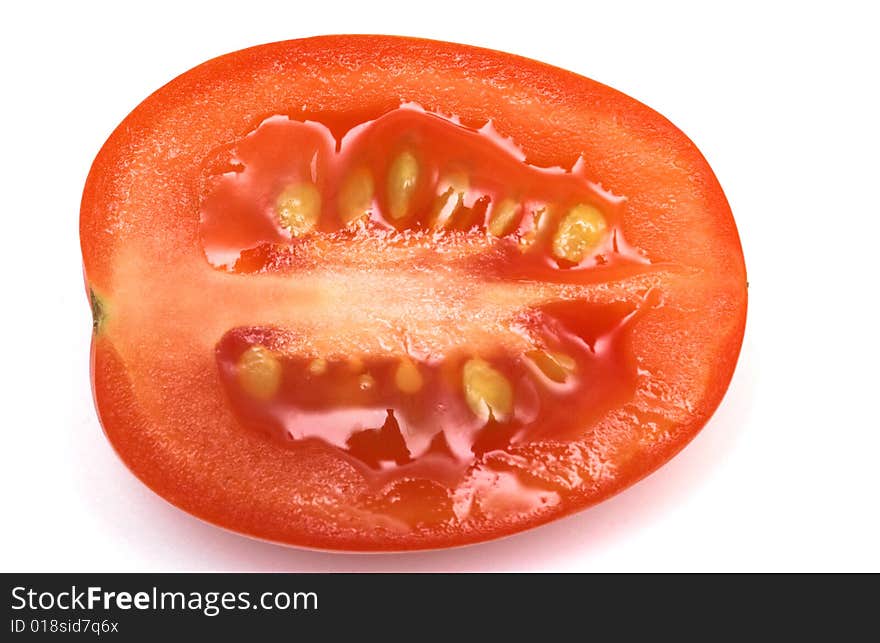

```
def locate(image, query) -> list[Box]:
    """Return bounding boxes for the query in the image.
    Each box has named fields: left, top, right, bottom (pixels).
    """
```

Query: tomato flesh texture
left=200, top=106, right=655, bottom=526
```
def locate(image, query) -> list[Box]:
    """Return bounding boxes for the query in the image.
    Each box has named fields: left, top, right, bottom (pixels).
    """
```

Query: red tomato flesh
left=81, top=36, right=747, bottom=550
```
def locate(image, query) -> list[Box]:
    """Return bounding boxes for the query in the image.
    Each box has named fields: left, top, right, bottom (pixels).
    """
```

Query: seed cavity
left=387, top=150, right=419, bottom=220
left=462, top=358, right=514, bottom=421
left=237, top=345, right=282, bottom=400
left=395, top=358, right=424, bottom=394
left=552, top=203, right=607, bottom=263
left=487, top=198, right=521, bottom=237
left=277, top=182, right=321, bottom=236
left=338, top=167, right=374, bottom=224
left=525, top=350, right=576, bottom=383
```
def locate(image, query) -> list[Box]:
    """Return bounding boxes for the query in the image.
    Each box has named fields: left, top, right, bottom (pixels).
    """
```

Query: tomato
left=80, top=35, right=747, bottom=551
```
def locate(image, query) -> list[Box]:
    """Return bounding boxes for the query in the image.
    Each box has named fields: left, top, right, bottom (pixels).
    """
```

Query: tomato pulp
left=81, top=36, right=747, bottom=550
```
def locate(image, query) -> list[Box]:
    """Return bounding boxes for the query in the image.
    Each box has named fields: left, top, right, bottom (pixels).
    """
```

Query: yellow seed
left=338, top=167, right=374, bottom=224
left=308, top=358, right=327, bottom=376
left=395, top=358, right=424, bottom=394
left=525, top=350, right=576, bottom=383
left=358, top=373, right=376, bottom=391
left=387, top=150, right=419, bottom=219
left=550, top=352, right=576, bottom=371
left=277, top=182, right=321, bottom=236
left=488, top=198, right=521, bottom=237
left=462, top=358, right=513, bottom=421
left=431, top=187, right=458, bottom=228
left=432, top=170, right=469, bottom=228
left=552, top=203, right=608, bottom=263
left=237, top=345, right=282, bottom=401
left=347, top=357, right=365, bottom=373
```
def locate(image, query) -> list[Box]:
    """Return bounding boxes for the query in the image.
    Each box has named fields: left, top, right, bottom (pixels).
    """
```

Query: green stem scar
left=90, top=288, right=107, bottom=334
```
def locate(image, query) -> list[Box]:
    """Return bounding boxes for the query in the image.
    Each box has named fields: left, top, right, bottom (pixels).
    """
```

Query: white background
left=1, top=0, right=878, bottom=572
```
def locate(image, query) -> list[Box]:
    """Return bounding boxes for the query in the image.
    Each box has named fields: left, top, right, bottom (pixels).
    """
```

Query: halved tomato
left=80, top=35, right=747, bottom=550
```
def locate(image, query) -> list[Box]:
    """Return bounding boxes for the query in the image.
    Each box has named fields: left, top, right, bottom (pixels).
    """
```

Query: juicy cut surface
left=82, top=35, right=747, bottom=548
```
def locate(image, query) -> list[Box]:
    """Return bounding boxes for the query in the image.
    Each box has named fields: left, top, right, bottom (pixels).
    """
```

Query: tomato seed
left=277, top=183, right=321, bottom=236
left=552, top=203, right=608, bottom=263
left=487, top=198, right=521, bottom=237
left=308, top=358, right=328, bottom=376
left=525, top=350, right=576, bottom=383
left=395, top=358, right=424, bottom=394
left=462, top=358, right=514, bottom=421
left=237, top=345, right=282, bottom=400
left=387, top=150, right=419, bottom=219
left=338, top=167, right=374, bottom=224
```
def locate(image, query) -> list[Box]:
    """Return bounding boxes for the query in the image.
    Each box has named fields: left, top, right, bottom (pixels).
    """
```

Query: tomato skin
left=81, top=36, right=746, bottom=551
